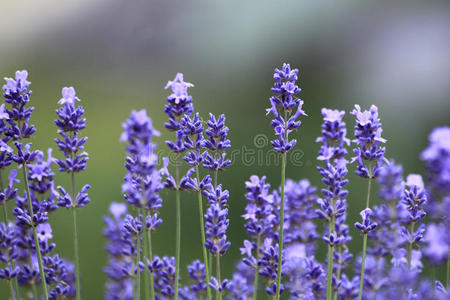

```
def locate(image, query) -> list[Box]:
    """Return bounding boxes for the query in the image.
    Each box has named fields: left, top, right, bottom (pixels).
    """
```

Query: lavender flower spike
left=54, top=86, right=90, bottom=300
left=316, top=108, right=349, bottom=300
left=163, top=73, right=195, bottom=300
left=3, top=70, right=49, bottom=300
left=266, top=63, right=307, bottom=300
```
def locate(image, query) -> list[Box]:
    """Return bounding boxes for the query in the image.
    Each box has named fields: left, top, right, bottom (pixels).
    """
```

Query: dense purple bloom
left=350, top=104, right=387, bottom=178
left=284, top=179, right=318, bottom=254
left=377, top=160, right=404, bottom=202
left=121, top=109, right=164, bottom=212
left=204, top=203, right=231, bottom=256
left=54, top=87, right=89, bottom=174
left=103, top=203, right=133, bottom=300
left=257, top=243, right=284, bottom=295
left=2, top=70, right=36, bottom=140
left=187, top=260, right=207, bottom=294
left=242, top=175, right=275, bottom=239
left=266, top=63, right=306, bottom=153
left=164, top=73, right=194, bottom=131
left=150, top=255, right=177, bottom=298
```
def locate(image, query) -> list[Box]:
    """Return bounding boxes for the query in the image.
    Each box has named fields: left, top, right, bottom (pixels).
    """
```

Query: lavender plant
left=54, top=86, right=90, bottom=300
left=265, top=63, right=306, bottom=300
left=350, top=104, right=387, bottom=300
left=0, top=65, right=448, bottom=300
left=316, top=108, right=350, bottom=300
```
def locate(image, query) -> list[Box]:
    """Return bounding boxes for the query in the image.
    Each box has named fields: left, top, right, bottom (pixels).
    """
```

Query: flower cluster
left=3, top=66, right=446, bottom=300
left=266, top=63, right=306, bottom=153
left=350, top=104, right=387, bottom=178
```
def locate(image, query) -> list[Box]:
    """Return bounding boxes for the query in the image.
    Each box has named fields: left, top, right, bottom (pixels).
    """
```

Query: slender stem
left=136, top=228, right=141, bottom=300
left=407, top=222, right=415, bottom=269
left=141, top=211, right=150, bottom=300
left=208, top=253, right=213, bottom=281
left=216, top=254, right=222, bottom=300
left=8, top=278, right=15, bottom=300
left=70, top=172, right=82, bottom=300
left=146, top=228, right=156, bottom=300
left=252, top=234, right=261, bottom=300
left=333, top=246, right=342, bottom=300
left=174, top=156, right=181, bottom=300
left=0, top=173, right=20, bottom=299
left=28, top=249, right=38, bottom=299
left=275, top=152, right=287, bottom=300
left=365, top=175, right=372, bottom=209
left=446, top=253, right=449, bottom=287
left=22, top=166, right=49, bottom=300
left=2, top=204, right=7, bottom=223
left=326, top=198, right=336, bottom=300
left=358, top=173, right=372, bottom=300
left=195, top=166, right=212, bottom=300
left=358, top=234, right=368, bottom=300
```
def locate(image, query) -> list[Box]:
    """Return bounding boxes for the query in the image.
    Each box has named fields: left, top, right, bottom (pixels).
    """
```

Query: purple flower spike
left=204, top=203, right=231, bottom=256
left=350, top=104, right=387, bottom=178
left=267, top=63, right=306, bottom=153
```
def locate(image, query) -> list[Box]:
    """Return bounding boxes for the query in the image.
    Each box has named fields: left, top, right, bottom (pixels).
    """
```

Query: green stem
left=252, top=235, right=261, bottom=300
left=195, top=166, right=212, bottom=300
left=407, top=222, right=415, bottom=269
left=358, top=234, right=368, bottom=300
left=365, top=175, right=372, bottom=209
left=358, top=173, right=372, bottom=300
left=326, top=198, right=336, bottom=300
left=140, top=209, right=149, bottom=300
left=174, top=157, right=181, bottom=300
left=333, top=246, right=342, bottom=300
left=216, top=254, right=222, bottom=300
left=136, top=228, right=141, bottom=300
left=28, top=249, right=38, bottom=299
left=146, top=228, right=156, bottom=300
left=141, top=212, right=150, bottom=300
left=22, top=166, right=49, bottom=300
left=275, top=152, right=287, bottom=300
left=8, top=278, right=15, bottom=300
left=446, top=253, right=449, bottom=287
left=70, top=173, right=82, bottom=300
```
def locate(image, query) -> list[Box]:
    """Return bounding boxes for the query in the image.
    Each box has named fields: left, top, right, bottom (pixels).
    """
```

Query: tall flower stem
left=70, top=173, right=82, bottom=300
left=216, top=254, right=222, bottom=300
left=136, top=227, right=142, bottom=300
left=446, top=254, right=449, bottom=287
left=140, top=209, right=150, bottom=300
left=22, top=166, right=49, bottom=300
left=407, top=222, right=415, bottom=269
left=358, top=173, right=372, bottom=300
left=8, top=277, right=15, bottom=300
left=0, top=172, right=20, bottom=300
left=275, top=151, right=287, bottom=300
left=195, top=166, right=212, bottom=300
left=358, top=234, right=368, bottom=300
left=252, top=234, right=261, bottom=300
left=333, top=246, right=343, bottom=300
left=326, top=198, right=336, bottom=300
left=28, top=250, right=38, bottom=299
left=174, top=156, right=181, bottom=300
left=146, top=227, right=156, bottom=300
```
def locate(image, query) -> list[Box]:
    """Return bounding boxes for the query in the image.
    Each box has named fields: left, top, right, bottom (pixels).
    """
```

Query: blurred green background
left=1, top=0, right=449, bottom=298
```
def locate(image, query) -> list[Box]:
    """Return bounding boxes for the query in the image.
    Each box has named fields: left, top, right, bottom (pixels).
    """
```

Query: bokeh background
left=1, top=0, right=449, bottom=298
